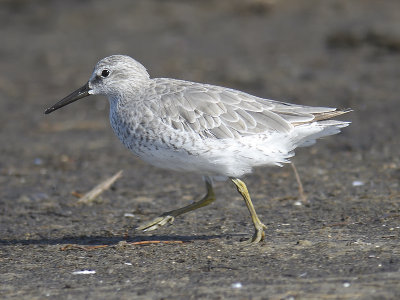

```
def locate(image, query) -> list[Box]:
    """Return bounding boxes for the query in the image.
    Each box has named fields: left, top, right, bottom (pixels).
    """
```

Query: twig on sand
left=60, top=240, right=184, bottom=251
left=76, top=170, right=123, bottom=204
left=60, top=244, right=109, bottom=251
left=128, top=240, right=184, bottom=246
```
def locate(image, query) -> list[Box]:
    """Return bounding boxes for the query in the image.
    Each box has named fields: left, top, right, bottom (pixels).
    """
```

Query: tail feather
left=296, top=120, right=350, bottom=147
left=293, top=108, right=352, bottom=126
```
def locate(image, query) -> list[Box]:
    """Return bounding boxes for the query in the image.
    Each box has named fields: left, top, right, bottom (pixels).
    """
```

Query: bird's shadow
left=0, top=233, right=246, bottom=247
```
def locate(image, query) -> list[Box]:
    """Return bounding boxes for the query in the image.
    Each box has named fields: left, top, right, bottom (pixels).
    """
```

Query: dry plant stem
left=291, top=162, right=308, bottom=204
left=60, top=240, right=184, bottom=251
left=77, top=170, right=123, bottom=204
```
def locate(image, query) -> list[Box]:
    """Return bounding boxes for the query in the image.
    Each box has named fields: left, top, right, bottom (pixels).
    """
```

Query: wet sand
left=1, top=0, right=399, bottom=299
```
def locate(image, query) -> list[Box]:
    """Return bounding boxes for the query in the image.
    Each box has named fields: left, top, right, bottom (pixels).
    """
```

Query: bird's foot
left=136, top=214, right=175, bottom=232
left=242, top=223, right=267, bottom=245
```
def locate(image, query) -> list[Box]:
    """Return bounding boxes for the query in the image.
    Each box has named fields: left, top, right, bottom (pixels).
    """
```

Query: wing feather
left=235, top=108, right=257, bottom=128
left=150, top=79, right=343, bottom=139
left=220, top=107, right=239, bottom=122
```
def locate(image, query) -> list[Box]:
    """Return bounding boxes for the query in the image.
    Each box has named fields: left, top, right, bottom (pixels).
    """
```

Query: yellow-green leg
left=137, top=176, right=216, bottom=232
left=231, top=178, right=267, bottom=243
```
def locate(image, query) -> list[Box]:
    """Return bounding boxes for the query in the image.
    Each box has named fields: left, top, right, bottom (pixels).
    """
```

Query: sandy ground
left=1, top=0, right=399, bottom=299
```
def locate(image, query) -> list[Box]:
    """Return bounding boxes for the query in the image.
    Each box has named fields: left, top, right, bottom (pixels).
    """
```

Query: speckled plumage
left=45, top=55, right=351, bottom=243
left=93, top=56, right=350, bottom=178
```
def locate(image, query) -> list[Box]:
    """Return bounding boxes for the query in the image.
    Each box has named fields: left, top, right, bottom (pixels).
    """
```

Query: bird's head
left=45, top=55, right=150, bottom=114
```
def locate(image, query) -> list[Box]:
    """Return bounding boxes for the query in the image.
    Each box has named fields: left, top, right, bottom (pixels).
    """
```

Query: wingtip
left=339, top=108, right=353, bottom=114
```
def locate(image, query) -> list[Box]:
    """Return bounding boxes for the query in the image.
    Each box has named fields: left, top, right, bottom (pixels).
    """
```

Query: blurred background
left=1, top=0, right=399, bottom=298
left=1, top=0, right=399, bottom=201
left=1, top=0, right=399, bottom=157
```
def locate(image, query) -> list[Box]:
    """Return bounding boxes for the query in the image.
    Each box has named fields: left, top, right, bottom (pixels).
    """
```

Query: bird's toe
left=136, top=215, right=175, bottom=232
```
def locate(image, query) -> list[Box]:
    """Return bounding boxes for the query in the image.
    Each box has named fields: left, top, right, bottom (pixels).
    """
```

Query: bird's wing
left=151, top=79, right=337, bottom=139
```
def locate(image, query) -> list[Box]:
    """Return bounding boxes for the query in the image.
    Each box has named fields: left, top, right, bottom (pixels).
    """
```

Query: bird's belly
left=110, top=115, right=293, bottom=177
left=124, top=133, right=216, bottom=173
left=111, top=120, right=202, bottom=171
left=118, top=132, right=290, bottom=178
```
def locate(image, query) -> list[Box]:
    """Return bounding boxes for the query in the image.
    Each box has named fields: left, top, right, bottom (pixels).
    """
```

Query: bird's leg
left=136, top=176, right=216, bottom=232
left=231, top=178, right=267, bottom=244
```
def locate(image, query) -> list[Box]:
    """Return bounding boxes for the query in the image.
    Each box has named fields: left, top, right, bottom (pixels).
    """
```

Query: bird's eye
left=101, top=69, right=110, bottom=78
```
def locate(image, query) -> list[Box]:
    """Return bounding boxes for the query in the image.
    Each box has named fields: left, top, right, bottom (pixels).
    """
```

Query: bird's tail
left=293, top=119, right=350, bottom=147
left=292, top=108, right=352, bottom=126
